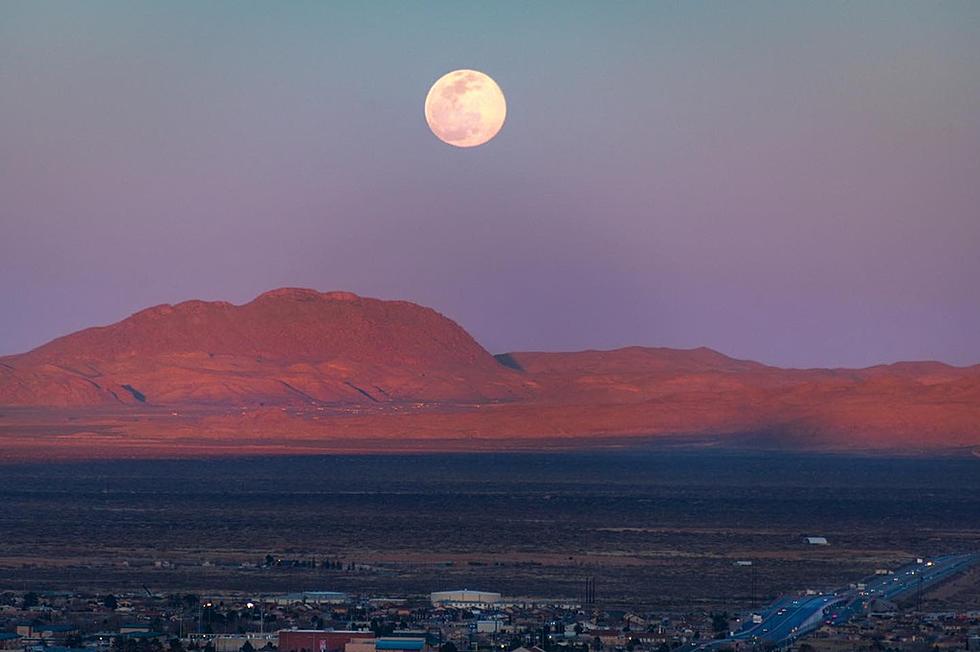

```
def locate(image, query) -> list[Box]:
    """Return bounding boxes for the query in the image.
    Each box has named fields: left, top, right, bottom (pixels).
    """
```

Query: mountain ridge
left=1, top=288, right=978, bottom=459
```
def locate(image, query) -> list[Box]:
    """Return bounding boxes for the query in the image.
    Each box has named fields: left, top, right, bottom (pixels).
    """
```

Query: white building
left=270, top=591, right=348, bottom=605
left=429, top=589, right=502, bottom=609
left=476, top=621, right=507, bottom=634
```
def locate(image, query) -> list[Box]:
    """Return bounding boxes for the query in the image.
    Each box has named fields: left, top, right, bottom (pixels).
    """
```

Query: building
left=119, top=625, right=152, bottom=635
left=345, top=640, right=376, bottom=652
left=590, top=629, right=625, bottom=647
left=344, top=636, right=431, bottom=652
left=429, top=590, right=502, bottom=609
left=213, top=633, right=278, bottom=652
left=375, top=639, right=428, bottom=652
left=119, top=632, right=168, bottom=644
left=278, top=630, right=374, bottom=652
left=15, top=624, right=79, bottom=644
left=270, top=592, right=348, bottom=606
left=0, top=634, right=22, bottom=651
left=344, top=641, right=429, bottom=652
left=475, top=621, right=504, bottom=634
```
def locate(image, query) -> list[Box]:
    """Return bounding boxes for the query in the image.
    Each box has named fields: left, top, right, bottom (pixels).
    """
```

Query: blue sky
left=1, top=1, right=979, bottom=366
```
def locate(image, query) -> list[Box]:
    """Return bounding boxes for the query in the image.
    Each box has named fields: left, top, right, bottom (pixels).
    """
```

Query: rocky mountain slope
left=0, top=288, right=529, bottom=407
left=1, top=288, right=978, bottom=458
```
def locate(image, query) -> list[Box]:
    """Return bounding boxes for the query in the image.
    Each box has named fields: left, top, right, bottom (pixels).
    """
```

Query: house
left=623, top=613, right=647, bottom=628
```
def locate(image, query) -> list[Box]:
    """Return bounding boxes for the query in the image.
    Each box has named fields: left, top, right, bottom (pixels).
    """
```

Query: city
left=2, top=556, right=977, bottom=652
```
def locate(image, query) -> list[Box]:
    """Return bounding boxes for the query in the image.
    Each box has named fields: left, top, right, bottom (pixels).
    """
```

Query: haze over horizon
left=2, top=2, right=979, bottom=368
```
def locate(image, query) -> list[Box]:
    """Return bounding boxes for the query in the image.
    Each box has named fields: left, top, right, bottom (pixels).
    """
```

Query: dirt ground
left=0, top=452, right=977, bottom=611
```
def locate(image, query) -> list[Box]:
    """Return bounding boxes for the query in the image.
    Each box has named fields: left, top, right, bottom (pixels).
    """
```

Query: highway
left=689, top=553, right=977, bottom=650
left=854, top=553, right=976, bottom=604
left=733, top=594, right=844, bottom=644
left=826, top=553, right=977, bottom=626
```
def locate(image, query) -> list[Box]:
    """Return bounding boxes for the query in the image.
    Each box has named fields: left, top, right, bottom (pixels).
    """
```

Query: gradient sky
left=1, top=1, right=979, bottom=368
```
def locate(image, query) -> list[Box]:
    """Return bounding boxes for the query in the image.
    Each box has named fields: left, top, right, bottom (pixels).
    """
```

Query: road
left=688, top=553, right=977, bottom=650
left=827, top=553, right=977, bottom=626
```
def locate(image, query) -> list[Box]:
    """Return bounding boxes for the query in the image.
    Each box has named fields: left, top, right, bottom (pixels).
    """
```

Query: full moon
left=424, top=69, right=506, bottom=148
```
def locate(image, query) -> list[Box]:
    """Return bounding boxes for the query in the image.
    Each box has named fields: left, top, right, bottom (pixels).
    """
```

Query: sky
left=1, top=1, right=979, bottom=368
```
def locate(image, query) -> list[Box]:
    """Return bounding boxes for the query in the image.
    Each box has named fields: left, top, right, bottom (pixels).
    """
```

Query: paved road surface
left=688, top=553, right=977, bottom=650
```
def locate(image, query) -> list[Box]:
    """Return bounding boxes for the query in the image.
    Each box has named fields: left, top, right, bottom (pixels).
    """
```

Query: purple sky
left=1, top=2, right=979, bottom=368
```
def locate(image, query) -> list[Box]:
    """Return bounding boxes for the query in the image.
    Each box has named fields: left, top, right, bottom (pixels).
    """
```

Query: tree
left=104, top=594, right=119, bottom=610
left=22, top=592, right=39, bottom=608
left=241, top=642, right=255, bottom=652
left=439, top=643, right=458, bottom=652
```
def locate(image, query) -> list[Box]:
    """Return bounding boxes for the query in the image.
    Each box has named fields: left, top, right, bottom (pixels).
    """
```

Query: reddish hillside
left=492, top=347, right=980, bottom=450
left=0, top=288, right=529, bottom=406
left=0, top=288, right=978, bottom=458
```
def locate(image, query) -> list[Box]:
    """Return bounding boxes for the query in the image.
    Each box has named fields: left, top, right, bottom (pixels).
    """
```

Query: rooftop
left=376, top=640, right=425, bottom=651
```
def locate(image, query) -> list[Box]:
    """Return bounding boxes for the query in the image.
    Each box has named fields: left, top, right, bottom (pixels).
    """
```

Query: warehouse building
left=270, top=591, right=349, bottom=606
left=429, top=590, right=501, bottom=609
left=279, top=630, right=374, bottom=652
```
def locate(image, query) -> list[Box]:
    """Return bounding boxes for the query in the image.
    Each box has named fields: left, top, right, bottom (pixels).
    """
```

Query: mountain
left=1, top=288, right=978, bottom=459
left=495, top=348, right=980, bottom=451
left=0, top=288, right=528, bottom=407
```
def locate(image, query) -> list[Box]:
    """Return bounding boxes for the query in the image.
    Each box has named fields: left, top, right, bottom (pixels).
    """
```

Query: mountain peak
left=252, top=287, right=362, bottom=303
left=0, top=288, right=525, bottom=407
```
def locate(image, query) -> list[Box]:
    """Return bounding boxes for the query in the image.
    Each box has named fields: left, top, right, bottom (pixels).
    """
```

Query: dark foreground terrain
left=0, top=451, right=977, bottom=611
